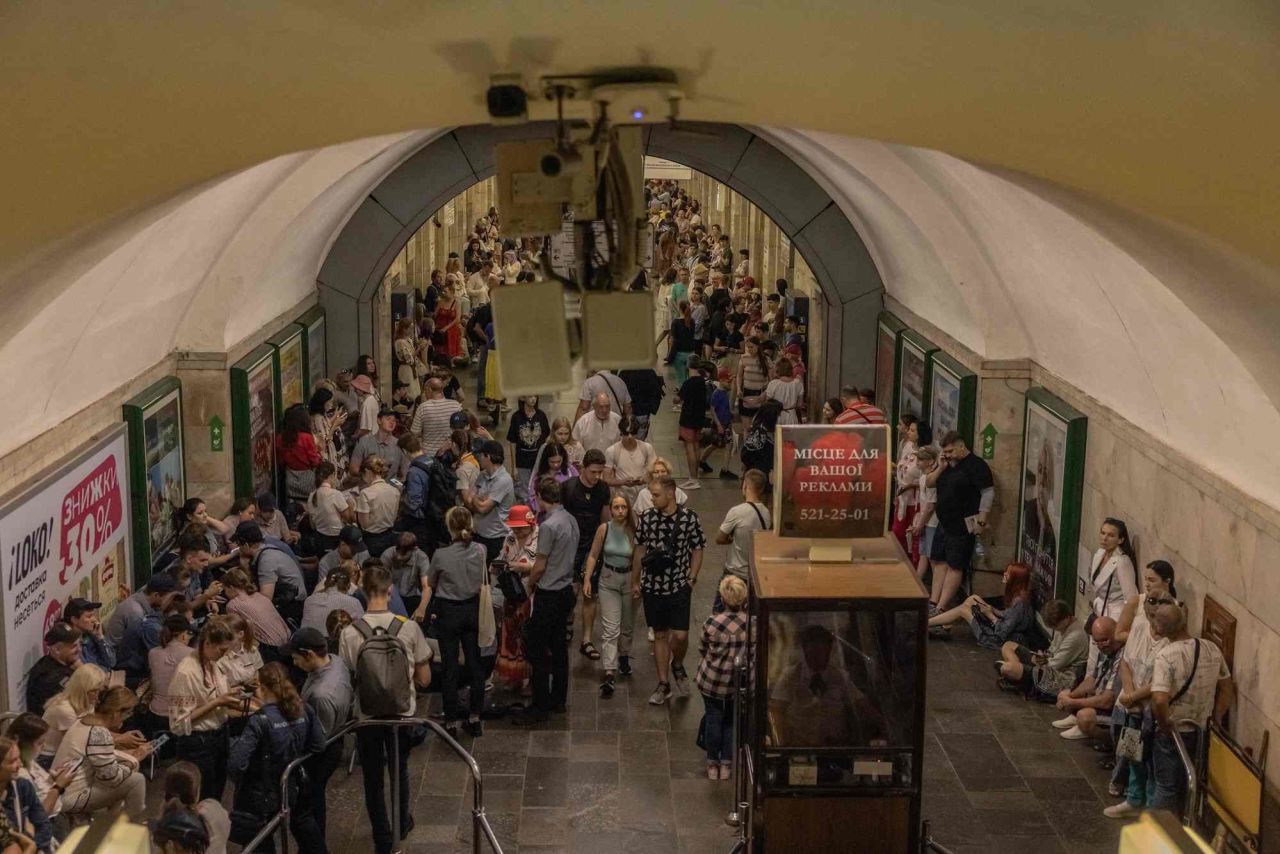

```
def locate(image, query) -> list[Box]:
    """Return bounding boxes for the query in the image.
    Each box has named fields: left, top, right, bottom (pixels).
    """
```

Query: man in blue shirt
left=63, top=597, right=116, bottom=670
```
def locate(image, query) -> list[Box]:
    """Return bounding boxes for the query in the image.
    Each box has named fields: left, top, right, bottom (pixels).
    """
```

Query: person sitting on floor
left=927, top=563, right=1044, bottom=650
left=1051, top=615, right=1124, bottom=741
left=996, top=599, right=1089, bottom=700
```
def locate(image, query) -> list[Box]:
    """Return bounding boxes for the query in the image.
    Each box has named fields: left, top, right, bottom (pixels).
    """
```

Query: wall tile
left=1154, top=469, right=1204, bottom=569
left=1245, top=533, right=1280, bottom=636
left=1199, top=500, right=1255, bottom=605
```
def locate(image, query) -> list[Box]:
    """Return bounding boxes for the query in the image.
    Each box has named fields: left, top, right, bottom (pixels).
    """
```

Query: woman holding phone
left=51, top=687, right=152, bottom=818
left=168, top=618, right=251, bottom=802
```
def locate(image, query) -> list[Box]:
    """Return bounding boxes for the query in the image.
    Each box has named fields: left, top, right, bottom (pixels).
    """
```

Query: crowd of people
left=0, top=182, right=1235, bottom=854
left=1, top=183, right=797, bottom=853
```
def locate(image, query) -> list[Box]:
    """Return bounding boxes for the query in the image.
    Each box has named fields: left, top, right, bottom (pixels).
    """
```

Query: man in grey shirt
left=234, top=521, right=307, bottom=622
left=349, top=410, right=409, bottom=480
left=513, top=477, right=580, bottom=725
left=104, top=574, right=177, bottom=646
left=464, top=440, right=515, bottom=563
left=318, top=525, right=371, bottom=582
left=380, top=531, right=432, bottom=618
left=286, top=626, right=353, bottom=842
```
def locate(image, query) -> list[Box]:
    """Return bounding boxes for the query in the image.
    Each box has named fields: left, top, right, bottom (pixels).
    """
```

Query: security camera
left=539, top=147, right=583, bottom=178
left=487, top=76, right=528, bottom=123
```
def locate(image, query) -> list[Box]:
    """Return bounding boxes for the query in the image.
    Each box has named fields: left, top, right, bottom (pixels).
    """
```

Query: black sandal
left=579, top=642, right=601, bottom=661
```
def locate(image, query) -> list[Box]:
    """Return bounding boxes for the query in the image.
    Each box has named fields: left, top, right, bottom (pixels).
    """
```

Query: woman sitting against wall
left=927, top=563, right=1045, bottom=650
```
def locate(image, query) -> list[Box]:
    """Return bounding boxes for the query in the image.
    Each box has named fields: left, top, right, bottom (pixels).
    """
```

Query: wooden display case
left=747, top=532, right=928, bottom=853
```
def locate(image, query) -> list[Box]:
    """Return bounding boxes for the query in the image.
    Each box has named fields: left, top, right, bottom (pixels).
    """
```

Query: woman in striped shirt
left=735, top=337, right=772, bottom=435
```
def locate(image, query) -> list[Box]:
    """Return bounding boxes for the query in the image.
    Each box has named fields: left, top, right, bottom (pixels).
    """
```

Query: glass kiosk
left=747, top=532, right=928, bottom=853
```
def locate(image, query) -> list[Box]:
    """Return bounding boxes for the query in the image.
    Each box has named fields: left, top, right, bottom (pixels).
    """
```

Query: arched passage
left=316, top=122, right=885, bottom=395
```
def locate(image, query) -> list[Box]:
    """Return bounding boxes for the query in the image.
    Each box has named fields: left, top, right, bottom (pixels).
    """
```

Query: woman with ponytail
left=227, top=662, right=324, bottom=850
left=423, top=507, right=489, bottom=737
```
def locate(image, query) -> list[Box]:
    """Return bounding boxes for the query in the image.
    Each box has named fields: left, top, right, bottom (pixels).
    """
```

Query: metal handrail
left=242, top=715, right=502, bottom=854
left=1169, top=718, right=1203, bottom=828
left=725, top=655, right=745, bottom=829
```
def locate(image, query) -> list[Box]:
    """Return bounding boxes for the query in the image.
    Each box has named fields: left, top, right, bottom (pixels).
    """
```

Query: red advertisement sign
left=59, top=456, right=124, bottom=584
left=775, top=424, right=892, bottom=539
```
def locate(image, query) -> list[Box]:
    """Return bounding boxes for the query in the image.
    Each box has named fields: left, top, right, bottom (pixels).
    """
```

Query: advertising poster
left=930, top=367, right=961, bottom=440
left=875, top=323, right=897, bottom=413
left=247, top=358, right=276, bottom=498
left=1020, top=399, right=1068, bottom=604
left=123, top=379, right=184, bottom=577
left=898, top=342, right=927, bottom=422
left=774, top=424, right=891, bottom=539
left=306, top=314, right=326, bottom=394
left=278, top=334, right=304, bottom=409
left=0, top=428, right=130, bottom=708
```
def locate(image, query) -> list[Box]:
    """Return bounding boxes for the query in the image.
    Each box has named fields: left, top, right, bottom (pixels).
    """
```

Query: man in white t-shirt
left=604, top=417, right=656, bottom=503
left=576, top=370, right=633, bottom=421
left=339, top=564, right=432, bottom=854
left=573, top=393, right=622, bottom=453
left=1149, top=603, right=1232, bottom=813
left=715, top=469, right=772, bottom=592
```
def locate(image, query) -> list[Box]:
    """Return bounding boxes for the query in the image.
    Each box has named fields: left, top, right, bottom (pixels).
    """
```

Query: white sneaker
left=1051, top=714, right=1077, bottom=730
left=1103, top=802, right=1140, bottom=819
left=679, top=479, right=701, bottom=490
left=1060, top=725, right=1088, bottom=740
left=647, top=627, right=655, bottom=642
left=648, top=683, right=671, bottom=705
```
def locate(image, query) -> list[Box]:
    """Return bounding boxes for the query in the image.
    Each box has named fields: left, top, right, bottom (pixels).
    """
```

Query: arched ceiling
left=1, top=1, right=1277, bottom=280
left=1, top=3, right=1279, bottom=507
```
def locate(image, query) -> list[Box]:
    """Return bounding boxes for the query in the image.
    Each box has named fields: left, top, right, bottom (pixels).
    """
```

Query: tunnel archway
left=315, top=121, right=886, bottom=395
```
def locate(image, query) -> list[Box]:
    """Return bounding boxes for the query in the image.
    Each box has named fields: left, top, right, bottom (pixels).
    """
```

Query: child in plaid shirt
left=695, top=576, right=749, bottom=780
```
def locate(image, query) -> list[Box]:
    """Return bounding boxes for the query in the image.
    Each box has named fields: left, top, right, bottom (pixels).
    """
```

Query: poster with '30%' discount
left=0, top=427, right=129, bottom=708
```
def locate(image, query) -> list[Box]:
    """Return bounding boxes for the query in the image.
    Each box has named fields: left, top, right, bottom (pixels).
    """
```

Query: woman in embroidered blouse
left=52, top=687, right=152, bottom=818
left=168, top=618, right=248, bottom=802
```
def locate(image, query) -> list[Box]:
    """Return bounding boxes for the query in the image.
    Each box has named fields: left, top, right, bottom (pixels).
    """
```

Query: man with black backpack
left=339, top=564, right=433, bottom=854
left=233, top=520, right=306, bottom=625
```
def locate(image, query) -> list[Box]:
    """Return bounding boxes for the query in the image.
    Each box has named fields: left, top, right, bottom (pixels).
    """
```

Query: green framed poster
left=298, top=305, right=326, bottom=399
left=1017, top=387, right=1088, bottom=606
left=230, top=344, right=279, bottom=500
left=876, top=312, right=907, bottom=418
left=896, top=330, right=938, bottom=428
left=927, top=351, right=978, bottom=448
left=122, top=377, right=184, bottom=579
left=267, top=324, right=306, bottom=412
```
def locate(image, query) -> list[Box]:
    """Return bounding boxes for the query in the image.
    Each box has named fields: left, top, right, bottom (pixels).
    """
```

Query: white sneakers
left=1050, top=714, right=1077, bottom=730
left=1103, top=802, right=1140, bottom=819
left=1060, top=725, right=1089, bottom=740
left=679, top=479, right=701, bottom=490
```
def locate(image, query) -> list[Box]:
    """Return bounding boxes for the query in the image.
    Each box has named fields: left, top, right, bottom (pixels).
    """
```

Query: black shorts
left=930, top=528, right=976, bottom=571
left=1014, top=645, right=1036, bottom=667
left=643, top=588, right=692, bottom=632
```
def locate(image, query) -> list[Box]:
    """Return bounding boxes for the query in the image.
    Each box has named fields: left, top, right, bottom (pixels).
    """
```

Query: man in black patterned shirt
left=631, top=475, right=705, bottom=705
